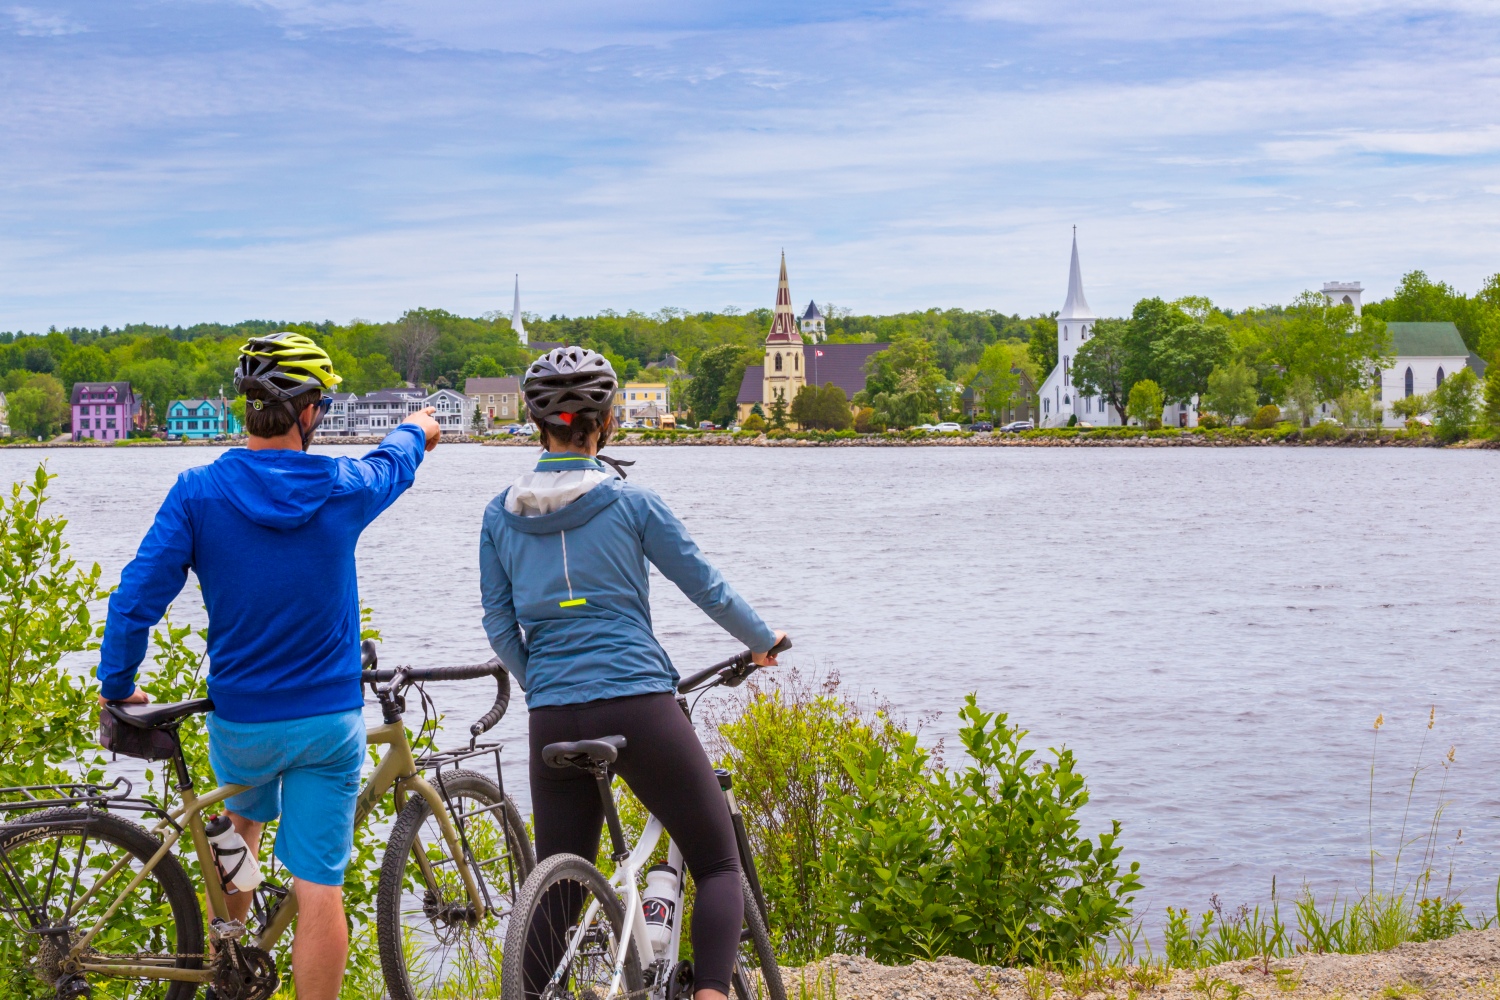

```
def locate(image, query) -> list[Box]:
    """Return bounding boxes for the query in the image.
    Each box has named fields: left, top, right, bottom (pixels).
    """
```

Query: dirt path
left=786, top=929, right=1500, bottom=1000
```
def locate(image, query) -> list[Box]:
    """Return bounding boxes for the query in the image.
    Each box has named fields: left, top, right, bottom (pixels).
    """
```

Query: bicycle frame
left=60, top=717, right=479, bottom=985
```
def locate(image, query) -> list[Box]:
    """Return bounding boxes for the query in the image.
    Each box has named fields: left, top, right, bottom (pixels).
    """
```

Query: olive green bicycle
left=0, top=641, right=534, bottom=1000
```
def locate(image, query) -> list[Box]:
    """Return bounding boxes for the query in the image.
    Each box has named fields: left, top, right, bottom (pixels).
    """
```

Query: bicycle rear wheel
left=0, top=807, right=204, bottom=1000
left=731, top=875, right=785, bottom=1000
left=501, top=852, right=643, bottom=1000
left=376, top=769, right=534, bottom=1000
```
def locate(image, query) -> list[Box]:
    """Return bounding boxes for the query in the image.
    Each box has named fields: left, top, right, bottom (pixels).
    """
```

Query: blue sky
left=1, top=0, right=1497, bottom=329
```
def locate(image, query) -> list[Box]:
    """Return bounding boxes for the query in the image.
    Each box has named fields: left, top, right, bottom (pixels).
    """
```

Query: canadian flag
left=815, top=350, right=824, bottom=357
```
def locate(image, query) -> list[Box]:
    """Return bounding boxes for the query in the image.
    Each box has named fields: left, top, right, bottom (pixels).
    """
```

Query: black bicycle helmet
left=523, top=347, right=617, bottom=428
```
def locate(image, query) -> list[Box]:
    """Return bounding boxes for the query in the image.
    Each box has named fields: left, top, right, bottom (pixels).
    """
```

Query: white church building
left=1318, top=282, right=1477, bottom=428
left=1037, top=231, right=1196, bottom=428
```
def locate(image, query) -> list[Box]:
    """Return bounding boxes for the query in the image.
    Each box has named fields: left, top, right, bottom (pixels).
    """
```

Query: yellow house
left=614, top=382, right=669, bottom=427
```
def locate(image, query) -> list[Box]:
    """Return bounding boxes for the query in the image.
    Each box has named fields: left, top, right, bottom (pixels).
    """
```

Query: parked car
left=934, top=421, right=963, bottom=433
left=620, top=419, right=642, bottom=429
left=915, top=423, right=936, bottom=432
left=515, top=422, right=537, bottom=436
left=698, top=421, right=717, bottom=430
left=968, top=421, right=994, bottom=432
left=999, top=420, right=1035, bottom=432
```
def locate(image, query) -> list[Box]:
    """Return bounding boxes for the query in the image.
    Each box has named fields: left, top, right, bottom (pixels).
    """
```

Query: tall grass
left=1161, top=708, right=1492, bottom=968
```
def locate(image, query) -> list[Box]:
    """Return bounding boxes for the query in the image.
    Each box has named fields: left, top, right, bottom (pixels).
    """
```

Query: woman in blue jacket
left=479, top=347, right=784, bottom=1000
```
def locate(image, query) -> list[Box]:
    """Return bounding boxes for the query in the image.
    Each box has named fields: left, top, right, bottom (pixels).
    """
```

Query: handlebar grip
left=470, top=669, right=512, bottom=739
left=361, top=639, right=378, bottom=669
left=767, top=634, right=793, bottom=656
left=678, top=651, right=750, bottom=694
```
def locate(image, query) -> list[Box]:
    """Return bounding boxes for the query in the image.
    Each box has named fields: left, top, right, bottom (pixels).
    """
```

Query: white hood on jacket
left=504, top=468, right=610, bottom=516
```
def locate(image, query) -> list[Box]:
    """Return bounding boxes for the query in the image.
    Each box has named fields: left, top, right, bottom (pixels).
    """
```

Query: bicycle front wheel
left=0, top=807, right=204, bottom=1000
left=732, top=874, right=786, bottom=1000
left=501, top=852, right=643, bottom=1000
left=376, top=769, right=534, bottom=1000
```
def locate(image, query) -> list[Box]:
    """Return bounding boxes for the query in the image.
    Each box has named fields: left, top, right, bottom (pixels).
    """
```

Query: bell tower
left=762, top=252, right=806, bottom=413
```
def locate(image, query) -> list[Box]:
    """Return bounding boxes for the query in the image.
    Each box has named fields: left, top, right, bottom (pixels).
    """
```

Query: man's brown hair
left=244, top=385, right=321, bottom=438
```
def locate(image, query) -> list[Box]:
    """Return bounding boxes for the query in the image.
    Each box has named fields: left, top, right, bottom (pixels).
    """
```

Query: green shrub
left=1197, top=413, right=1224, bottom=430
left=0, top=464, right=109, bottom=790
left=1301, top=421, right=1345, bottom=442
left=1248, top=404, right=1281, bottom=430
left=1431, top=367, right=1479, bottom=442
left=741, top=413, right=767, bottom=433
left=823, top=696, right=1140, bottom=966
left=1126, top=381, right=1164, bottom=429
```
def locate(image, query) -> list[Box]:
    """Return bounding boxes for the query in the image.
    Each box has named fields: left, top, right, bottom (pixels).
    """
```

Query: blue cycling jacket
left=97, top=425, right=427, bottom=722
left=478, top=455, right=776, bottom=708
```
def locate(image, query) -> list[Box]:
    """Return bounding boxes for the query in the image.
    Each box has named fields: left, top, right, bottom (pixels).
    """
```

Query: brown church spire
left=765, top=251, right=803, bottom=344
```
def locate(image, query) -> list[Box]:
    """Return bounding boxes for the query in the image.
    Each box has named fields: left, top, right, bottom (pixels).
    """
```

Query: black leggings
left=527, top=692, right=743, bottom=995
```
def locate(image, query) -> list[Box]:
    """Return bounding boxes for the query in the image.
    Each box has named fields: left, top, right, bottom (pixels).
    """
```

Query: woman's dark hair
left=542, top=411, right=612, bottom=452
left=243, top=384, right=320, bottom=438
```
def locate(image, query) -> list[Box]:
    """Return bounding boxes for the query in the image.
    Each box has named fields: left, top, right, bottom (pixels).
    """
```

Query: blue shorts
left=207, top=708, right=365, bottom=886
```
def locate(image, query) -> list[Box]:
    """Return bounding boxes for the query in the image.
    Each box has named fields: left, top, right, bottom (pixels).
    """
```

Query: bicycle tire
left=0, top=807, right=203, bottom=1000
left=501, top=852, right=644, bottom=1000
left=376, top=769, right=534, bottom=1000
left=732, top=874, right=786, bottom=1000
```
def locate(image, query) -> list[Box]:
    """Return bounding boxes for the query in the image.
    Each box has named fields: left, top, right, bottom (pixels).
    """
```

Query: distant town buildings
left=313, top=385, right=475, bottom=436
left=615, top=381, right=669, bottom=426
left=464, top=376, right=524, bottom=427
left=71, top=382, right=139, bottom=442
left=167, top=398, right=239, bottom=439
left=735, top=253, right=888, bottom=422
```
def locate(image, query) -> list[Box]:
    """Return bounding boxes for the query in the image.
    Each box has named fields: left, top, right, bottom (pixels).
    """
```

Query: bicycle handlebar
left=677, top=634, right=792, bottom=694
left=358, top=639, right=511, bottom=738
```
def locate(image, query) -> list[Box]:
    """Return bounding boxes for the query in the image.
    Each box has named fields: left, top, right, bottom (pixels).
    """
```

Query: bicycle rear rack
left=0, top=777, right=178, bottom=829
left=413, top=740, right=520, bottom=905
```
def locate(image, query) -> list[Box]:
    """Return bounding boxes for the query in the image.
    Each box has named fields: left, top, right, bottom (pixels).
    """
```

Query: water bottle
left=205, top=814, right=263, bottom=895
left=641, top=864, right=678, bottom=953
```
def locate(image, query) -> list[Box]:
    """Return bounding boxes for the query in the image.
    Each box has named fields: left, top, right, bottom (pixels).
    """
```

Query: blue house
left=167, top=398, right=239, bottom=439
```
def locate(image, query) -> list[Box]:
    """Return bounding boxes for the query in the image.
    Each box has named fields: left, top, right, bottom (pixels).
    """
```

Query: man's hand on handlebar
left=752, top=630, right=788, bottom=668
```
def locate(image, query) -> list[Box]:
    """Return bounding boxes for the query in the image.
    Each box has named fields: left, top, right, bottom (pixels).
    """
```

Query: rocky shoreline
left=6, top=433, right=1496, bottom=450
left=789, top=927, right=1500, bottom=1000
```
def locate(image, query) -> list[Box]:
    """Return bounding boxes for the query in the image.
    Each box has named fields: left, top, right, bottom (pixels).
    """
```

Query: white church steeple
left=1059, top=227, right=1094, bottom=321
left=511, top=274, right=527, bottom=346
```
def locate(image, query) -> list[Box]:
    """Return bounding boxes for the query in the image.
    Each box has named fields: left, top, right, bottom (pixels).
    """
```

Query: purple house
left=71, top=382, right=137, bottom=442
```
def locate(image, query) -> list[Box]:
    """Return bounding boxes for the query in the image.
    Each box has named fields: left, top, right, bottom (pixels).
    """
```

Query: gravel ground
left=784, top=929, right=1500, bottom=1000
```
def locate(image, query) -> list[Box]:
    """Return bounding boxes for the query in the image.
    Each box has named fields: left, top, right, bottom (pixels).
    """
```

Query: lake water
left=6, top=442, right=1499, bottom=928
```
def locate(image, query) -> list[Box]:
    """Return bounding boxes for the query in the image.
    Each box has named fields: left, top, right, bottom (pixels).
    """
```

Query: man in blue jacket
left=97, top=332, right=439, bottom=1000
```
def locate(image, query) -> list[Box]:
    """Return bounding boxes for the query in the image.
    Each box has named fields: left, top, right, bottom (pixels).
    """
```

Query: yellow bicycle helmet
left=233, top=332, right=342, bottom=400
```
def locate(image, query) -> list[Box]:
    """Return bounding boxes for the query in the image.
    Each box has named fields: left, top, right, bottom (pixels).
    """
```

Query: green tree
left=1284, top=373, right=1318, bottom=427
left=1482, top=363, right=1500, bottom=433
left=344, top=352, right=403, bottom=395
left=684, top=344, right=754, bottom=425
left=1332, top=388, right=1378, bottom=428
left=1431, top=367, right=1479, bottom=442
left=1202, top=361, right=1259, bottom=426
left=0, top=465, right=109, bottom=789
left=1389, top=392, right=1432, bottom=426
left=117, top=358, right=184, bottom=427
left=1126, top=379, right=1163, bottom=428
left=862, top=336, right=944, bottom=400
left=969, top=341, right=1023, bottom=419
left=7, top=374, right=69, bottom=439
left=769, top=391, right=789, bottom=430
left=1150, top=315, right=1229, bottom=406
left=1026, top=315, right=1058, bottom=379
left=1071, top=319, right=1131, bottom=423
left=791, top=383, right=853, bottom=431
left=461, top=355, right=504, bottom=380
left=1255, top=293, right=1391, bottom=407
left=58, top=345, right=111, bottom=392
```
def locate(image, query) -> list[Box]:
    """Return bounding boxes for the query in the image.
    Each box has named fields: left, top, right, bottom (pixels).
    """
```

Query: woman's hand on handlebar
left=752, top=630, right=788, bottom=667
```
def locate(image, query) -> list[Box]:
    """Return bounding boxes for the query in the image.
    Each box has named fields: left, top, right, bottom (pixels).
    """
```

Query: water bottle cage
left=215, top=844, right=249, bottom=894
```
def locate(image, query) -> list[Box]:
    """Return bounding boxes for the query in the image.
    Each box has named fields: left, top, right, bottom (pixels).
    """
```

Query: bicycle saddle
left=105, top=698, right=215, bottom=730
left=542, top=735, right=627, bottom=770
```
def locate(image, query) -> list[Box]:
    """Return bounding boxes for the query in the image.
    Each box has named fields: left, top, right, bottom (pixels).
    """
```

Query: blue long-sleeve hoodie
left=479, top=454, right=776, bottom=708
left=98, top=425, right=428, bottom=722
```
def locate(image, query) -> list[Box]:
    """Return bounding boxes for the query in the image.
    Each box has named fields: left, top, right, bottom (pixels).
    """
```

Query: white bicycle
left=500, top=638, right=792, bottom=1000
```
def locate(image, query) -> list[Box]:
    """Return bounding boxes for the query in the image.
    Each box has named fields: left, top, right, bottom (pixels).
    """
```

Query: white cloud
left=7, top=6, right=85, bottom=36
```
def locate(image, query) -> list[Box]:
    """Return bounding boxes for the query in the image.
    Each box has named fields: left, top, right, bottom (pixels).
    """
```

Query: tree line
left=1, top=270, right=1494, bottom=438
